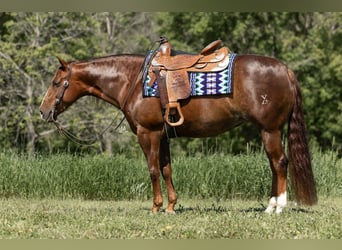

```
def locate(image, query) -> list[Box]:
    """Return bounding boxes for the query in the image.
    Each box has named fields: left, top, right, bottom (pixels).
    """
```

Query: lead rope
left=54, top=39, right=161, bottom=146
left=53, top=112, right=125, bottom=146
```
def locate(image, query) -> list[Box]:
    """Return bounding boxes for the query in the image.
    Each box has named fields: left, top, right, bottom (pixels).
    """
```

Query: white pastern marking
left=265, top=192, right=287, bottom=214
left=265, top=196, right=276, bottom=213
left=275, top=192, right=287, bottom=214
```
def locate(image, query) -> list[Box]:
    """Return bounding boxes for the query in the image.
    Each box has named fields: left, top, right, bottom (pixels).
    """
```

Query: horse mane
left=67, top=54, right=145, bottom=65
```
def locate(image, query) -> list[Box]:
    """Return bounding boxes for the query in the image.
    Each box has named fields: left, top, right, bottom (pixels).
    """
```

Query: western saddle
left=147, top=36, right=230, bottom=126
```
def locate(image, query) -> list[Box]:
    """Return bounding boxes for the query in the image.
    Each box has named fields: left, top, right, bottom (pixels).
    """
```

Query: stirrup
left=164, top=102, right=184, bottom=127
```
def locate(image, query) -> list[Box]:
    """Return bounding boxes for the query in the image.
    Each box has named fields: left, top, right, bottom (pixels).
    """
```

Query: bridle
left=52, top=64, right=73, bottom=119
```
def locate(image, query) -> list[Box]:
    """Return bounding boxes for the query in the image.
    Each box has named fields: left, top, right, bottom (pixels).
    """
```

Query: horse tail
left=287, top=69, right=318, bottom=206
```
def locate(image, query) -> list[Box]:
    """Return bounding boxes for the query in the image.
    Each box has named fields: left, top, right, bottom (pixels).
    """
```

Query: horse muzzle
left=40, top=108, right=57, bottom=123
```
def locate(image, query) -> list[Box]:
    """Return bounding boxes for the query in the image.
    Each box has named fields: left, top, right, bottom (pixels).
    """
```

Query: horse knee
left=149, top=166, right=160, bottom=181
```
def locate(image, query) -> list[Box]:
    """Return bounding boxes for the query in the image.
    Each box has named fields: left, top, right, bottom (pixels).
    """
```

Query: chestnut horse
left=40, top=52, right=317, bottom=213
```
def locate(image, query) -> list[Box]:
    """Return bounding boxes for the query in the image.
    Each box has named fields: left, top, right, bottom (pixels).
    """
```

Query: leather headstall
left=53, top=63, right=73, bottom=116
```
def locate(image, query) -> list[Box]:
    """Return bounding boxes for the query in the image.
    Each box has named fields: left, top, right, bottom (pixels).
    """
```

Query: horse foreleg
left=159, top=138, right=177, bottom=214
left=137, top=128, right=163, bottom=213
left=261, top=130, right=288, bottom=213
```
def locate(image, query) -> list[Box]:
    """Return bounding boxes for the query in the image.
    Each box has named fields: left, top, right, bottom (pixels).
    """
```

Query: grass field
left=0, top=197, right=341, bottom=239
left=0, top=148, right=341, bottom=239
left=0, top=147, right=340, bottom=200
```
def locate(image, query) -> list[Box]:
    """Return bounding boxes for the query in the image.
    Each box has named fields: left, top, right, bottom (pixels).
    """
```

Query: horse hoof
left=151, top=207, right=160, bottom=214
left=165, top=209, right=176, bottom=215
left=264, top=207, right=275, bottom=214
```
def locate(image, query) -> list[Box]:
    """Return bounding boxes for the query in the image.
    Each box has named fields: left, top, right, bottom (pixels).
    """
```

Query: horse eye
left=53, top=81, right=61, bottom=87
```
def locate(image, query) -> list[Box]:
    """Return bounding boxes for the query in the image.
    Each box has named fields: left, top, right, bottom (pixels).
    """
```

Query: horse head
left=40, top=57, right=82, bottom=122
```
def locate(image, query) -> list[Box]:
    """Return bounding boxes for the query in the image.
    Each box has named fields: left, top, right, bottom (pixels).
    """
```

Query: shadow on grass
left=174, top=203, right=235, bottom=214
left=287, top=207, right=316, bottom=213
left=239, top=206, right=265, bottom=213
left=141, top=201, right=316, bottom=214
left=240, top=205, right=316, bottom=214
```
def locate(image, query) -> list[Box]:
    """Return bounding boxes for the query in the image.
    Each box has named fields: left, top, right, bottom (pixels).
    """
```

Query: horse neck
left=74, top=55, right=144, bottom=109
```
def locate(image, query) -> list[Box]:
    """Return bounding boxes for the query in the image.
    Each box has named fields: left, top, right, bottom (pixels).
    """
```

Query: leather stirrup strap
left=153, top=68, right=169, bottom=109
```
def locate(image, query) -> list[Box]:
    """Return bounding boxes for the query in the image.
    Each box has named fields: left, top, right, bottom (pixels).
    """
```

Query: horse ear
left=56, top=56, right=68, bottom=70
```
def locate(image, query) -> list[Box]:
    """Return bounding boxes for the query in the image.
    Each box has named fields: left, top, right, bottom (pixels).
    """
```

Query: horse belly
left=175, top=97, right=242, bottom=137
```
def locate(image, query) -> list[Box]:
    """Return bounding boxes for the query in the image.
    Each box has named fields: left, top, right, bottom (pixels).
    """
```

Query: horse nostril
left=39, top=109, right=46, bottom=119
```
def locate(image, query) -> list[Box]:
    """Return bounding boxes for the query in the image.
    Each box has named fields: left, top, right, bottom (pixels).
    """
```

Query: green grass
left=0, top=148, right=340, bottom=200
left=0, top=197, right=341, bottom=239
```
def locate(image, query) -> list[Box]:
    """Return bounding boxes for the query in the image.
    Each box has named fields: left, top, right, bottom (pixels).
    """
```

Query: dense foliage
left=0, top=12, right=341, bottom=154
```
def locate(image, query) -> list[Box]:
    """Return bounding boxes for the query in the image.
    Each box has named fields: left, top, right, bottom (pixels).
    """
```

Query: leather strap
left=153, top=68, right=169, bottom=109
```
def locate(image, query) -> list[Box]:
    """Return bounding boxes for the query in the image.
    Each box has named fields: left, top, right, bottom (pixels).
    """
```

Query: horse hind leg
left=261, top=129, right=288, bottom=213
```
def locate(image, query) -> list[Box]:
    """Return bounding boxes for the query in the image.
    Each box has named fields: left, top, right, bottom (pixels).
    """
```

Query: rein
left=53, top=113, right=125, bottom=146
